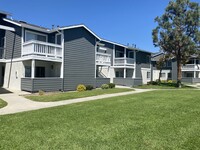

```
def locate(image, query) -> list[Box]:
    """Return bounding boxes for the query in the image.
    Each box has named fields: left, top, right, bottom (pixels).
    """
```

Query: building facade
left=0, top=11, right=152, bottom=92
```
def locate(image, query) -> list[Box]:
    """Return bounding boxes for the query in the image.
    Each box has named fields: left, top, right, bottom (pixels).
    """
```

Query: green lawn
left=0, top=98, right=7, bottom=108
left=26, top=88, right=134, bottom=102
left=1, top=90, right=200, bottom=149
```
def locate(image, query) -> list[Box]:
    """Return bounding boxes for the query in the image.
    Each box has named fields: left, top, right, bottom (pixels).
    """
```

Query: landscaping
left=136, top=81, right=195, bottom=89
left=25, top=88, right=134, bottom=102
left=0, top=98, right=7, bottom=108
left=1, top=90, right=200, bottom=149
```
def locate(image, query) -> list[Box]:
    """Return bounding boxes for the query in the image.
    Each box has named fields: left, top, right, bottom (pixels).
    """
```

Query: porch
left=21, top=60, right=63, bottom=92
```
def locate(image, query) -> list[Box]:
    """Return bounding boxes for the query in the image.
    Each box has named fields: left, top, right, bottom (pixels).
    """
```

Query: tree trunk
left=158, top=68, right=162, bottom=82
left=177, top=59, right=182, bottom=88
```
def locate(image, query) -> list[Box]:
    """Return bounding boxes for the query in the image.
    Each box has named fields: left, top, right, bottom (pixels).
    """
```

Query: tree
left=152, top=0, right=200, bottom=87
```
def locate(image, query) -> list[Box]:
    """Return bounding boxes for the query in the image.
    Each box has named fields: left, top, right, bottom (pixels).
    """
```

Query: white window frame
left=147, top=71, right=151, bottom=79
left=25, top=30, right=48, bottom=42
left=55, top=33, right=61, bottom=45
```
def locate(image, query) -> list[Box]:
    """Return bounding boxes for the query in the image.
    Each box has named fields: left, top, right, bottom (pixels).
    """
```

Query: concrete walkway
left=0, top=88, right=154, bottom=115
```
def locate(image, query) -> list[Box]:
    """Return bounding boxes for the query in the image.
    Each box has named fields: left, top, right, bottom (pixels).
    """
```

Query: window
left=168, top=73, right=172, bottom=79
left=55, top=34, right=61, bottom=45
left=25, top=31, right=47, bottom=42
left=25, top=66, right=31, bottom=77
left=147, top=72, right=151, bottom=79
left=116, top=50, right=124, bottom=57
left=161, top=73, right=165, bottom=78
left=166, top=61, right=172, bottom=67
left=116, top=71, right=123, bottom=77
left=35, top=67, right=45, bottom=77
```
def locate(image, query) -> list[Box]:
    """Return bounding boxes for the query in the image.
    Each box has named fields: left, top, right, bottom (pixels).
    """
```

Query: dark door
left=36, top=67, right=45, bottom=77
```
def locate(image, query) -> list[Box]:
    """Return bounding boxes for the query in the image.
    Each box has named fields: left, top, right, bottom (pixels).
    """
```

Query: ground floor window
left=25, top=66, right=31, bottom=77
left=168, top=73, right=172, bottom=79
left=36, top=67, right=45, bottom=77
left=147, top=72, right=151, bottom=79
left=161, top=73, right=165, bottom=78
left=116, top=71, right=123, bottom=77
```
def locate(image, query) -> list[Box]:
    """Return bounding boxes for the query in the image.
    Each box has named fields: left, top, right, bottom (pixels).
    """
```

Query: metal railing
left=96, top=52, right=111, bottom=66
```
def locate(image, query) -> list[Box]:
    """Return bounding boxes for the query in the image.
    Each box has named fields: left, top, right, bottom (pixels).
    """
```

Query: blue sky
left=1, top=0, right=196, bottom=52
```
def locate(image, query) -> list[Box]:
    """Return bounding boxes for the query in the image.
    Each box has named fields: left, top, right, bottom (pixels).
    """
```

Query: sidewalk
left=0, top=88, right=154, bottom=115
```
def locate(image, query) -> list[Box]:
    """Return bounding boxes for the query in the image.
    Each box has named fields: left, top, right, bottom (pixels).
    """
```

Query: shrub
left=108, top=83, right=115, bottom=88
left=167, top=80, right=173, bottom=83
left=147, top=81, right=159, bottom=85
left=101, top=84, right=109, bottom=89
left=38, top=90, right=45, bottom=96
left=85, top=85, right=94, bottom=91
left=76, top=84, right=86, bottom=92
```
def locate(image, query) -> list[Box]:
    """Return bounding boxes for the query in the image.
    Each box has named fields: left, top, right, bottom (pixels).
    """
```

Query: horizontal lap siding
left=64, top=28, right=96, bottom=91
left=33, top=78, right=62, bottom=92
left=5, top=26, right=21, bottom=59
left=96, top=78, right=110, bottom=87
left=21, top=78, right=62, bottom=92
left=113, top=78, right=142, bottom=87
left=21, top=78, right=33, bottom=91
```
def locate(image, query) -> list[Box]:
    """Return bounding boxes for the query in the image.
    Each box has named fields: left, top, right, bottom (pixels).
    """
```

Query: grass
left=1, top=90, right=200, bottom=149
left=136, top=82, right=195, bottom=89
left=0, top=98, right=7, bottom=108
left=25, top=88, right=134, bottom=102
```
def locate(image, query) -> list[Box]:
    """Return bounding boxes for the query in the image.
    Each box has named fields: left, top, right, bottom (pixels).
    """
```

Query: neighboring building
left=151, top=52, right=200, bottom=84
left=0, top=11, right=152, bottom=92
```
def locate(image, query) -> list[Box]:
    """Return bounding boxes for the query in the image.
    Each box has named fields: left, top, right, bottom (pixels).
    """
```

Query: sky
left=1, top=0, right=198, bottom=52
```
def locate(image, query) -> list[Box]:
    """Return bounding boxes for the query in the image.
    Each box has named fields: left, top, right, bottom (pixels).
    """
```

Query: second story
left=0, top=11, right=152, bottom=68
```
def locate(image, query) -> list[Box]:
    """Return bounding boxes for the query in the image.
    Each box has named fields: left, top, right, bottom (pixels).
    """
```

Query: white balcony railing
left=96, top=52, right=111, bottom=66
left=182, top=64, right=200, bottom=71
left=114, top=57, right=135, bottom=66
left=22, top=40, right=62, bottom=60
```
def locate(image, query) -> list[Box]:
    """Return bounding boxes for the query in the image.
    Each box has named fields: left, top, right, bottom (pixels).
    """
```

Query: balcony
left=96, top=52, right=111, bottom=66
left=22, top=40, right=62, bottom=62
left=182, top=64, right=200, bottom=71
left=114, top=57, right=135, bottom=67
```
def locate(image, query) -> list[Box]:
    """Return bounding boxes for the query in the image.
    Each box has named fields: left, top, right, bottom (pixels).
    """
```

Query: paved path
left=0, top=88, right=154, bottom=115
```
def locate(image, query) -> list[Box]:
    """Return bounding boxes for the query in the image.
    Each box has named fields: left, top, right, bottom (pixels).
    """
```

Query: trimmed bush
left=85, top=85, right=94, bottom=91
left=76, top=84, right=86, bottom=92
left=101, top=84, right=109, bottom=89
left=147, top=81, right=159, bottom=85
left=38, top=90, right=45, bottom=96
left=108, top=83, right=115, bottom=89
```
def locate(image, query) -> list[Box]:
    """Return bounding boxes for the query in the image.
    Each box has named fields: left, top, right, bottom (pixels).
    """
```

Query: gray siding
left=113, top=78, right=142, bottom=87
left=63, top=27, right=96, bottom=91
left=96, top=78, right=110, bottom=87
left=182, top=77, right=200, bottom=84
left=21, top=78, right=62, bottom=92
left=172, top=60, right=177, bottom=81
left=5, top=26, right=22, bottom=59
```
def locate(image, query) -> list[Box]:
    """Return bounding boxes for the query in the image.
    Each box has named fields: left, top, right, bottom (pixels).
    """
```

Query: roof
left=0, top=10, right=12, bottom=16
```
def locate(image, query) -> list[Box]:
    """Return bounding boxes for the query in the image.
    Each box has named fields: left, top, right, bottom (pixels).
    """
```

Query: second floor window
left=25, top=31, right=47, bottom=42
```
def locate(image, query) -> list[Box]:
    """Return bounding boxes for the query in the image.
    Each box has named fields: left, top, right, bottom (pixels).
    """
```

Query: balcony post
left=124, top=48, right=127, bottom=64
left=124, top=68, right=126, bottom=78
left=113, top=45, right=115, bottom=66
left=133, top=50, right=136, bottom=78
left=194, top=71, right=196, bottom=78
left=31, top=59, right=35, bottom=78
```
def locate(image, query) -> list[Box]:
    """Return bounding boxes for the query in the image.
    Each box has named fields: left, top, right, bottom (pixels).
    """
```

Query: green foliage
left=147, top=81, right=160, bottom=85
left=101, top=84, right=109, bottom=89
left=38, top=90, right=45, bottom=96
left=108, top=83, right=116, bottom=89
left=85, top=85, right=94, bottom=91
left=152, top=0, right=200, bottom=85
left=76, top=84, right=86, bottom=92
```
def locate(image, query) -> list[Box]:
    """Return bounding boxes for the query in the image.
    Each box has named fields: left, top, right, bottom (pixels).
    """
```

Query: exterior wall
left=152, top=69, right=171, bottom=81
left=113, top=78, right=142, bottom=87
left=63, top=27, right=96, bottom=91
left=96, top=78, right=110, bottom=87
left=3, top=61, right=23, bottom=90
left=141, top=68, right=151, bottom=84
left=172, top=60, right=177, bottom=81
left=182, top=77, right=200, bottom=84
left=5, top=27, right=22, bottom=59
left=0, top=29, right=5, bottom=59
left=21, top=78, right=62, bottom=92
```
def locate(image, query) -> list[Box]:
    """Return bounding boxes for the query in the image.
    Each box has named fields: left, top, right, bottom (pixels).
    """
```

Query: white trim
left=60, top=30, right=64, bottom=78
left=59, top=25, right=101, bottom=40
left=25, top=30, right=48, bottom=42
left=0, top=25, right=15, bottom=32
left=21, top=27, right=24, bottom=57
left=101, top=39, right=128, bottom=49
left=3, top=18, right=22, bottom=26
left=55, top=33, right=62, bottom=45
